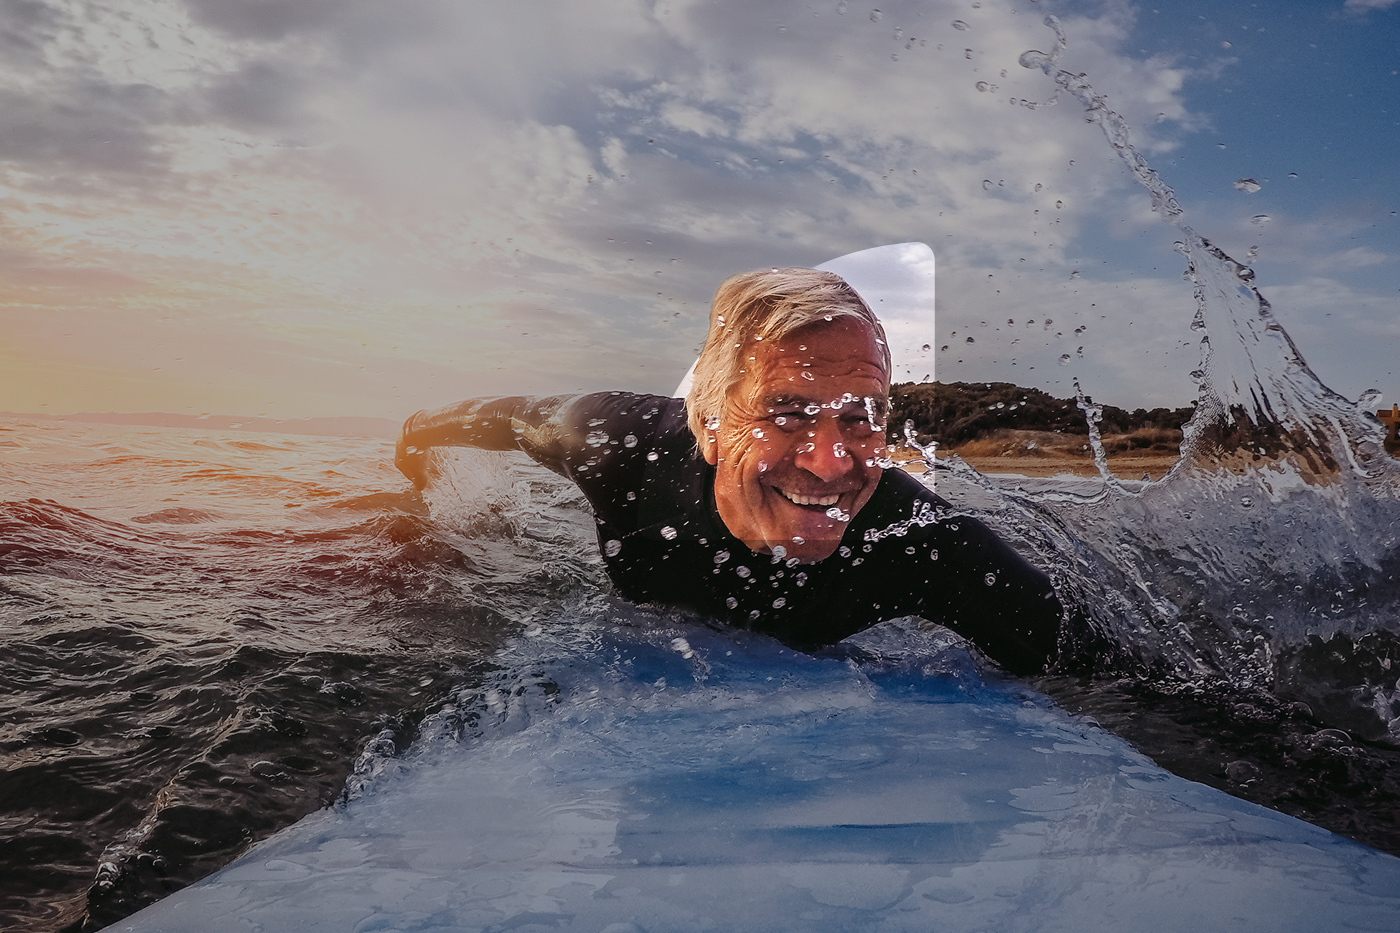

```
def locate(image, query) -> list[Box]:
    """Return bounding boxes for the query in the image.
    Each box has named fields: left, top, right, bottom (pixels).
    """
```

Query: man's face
left=704, top=318, right=890, bottom=563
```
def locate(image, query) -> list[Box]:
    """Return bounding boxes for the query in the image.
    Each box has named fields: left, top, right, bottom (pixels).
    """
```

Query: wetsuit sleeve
left=864, top=472, right=1064, bottom=675
left=395, top=394, right=592, bottom=485
left=922, top=514, right=1063, bottom=676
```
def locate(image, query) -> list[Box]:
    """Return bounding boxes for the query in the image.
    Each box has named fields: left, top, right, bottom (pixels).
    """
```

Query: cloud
left=1343, top=0, right=1400, bottom=14
left=183, top=0, right=349, bottom=41
left=1, top=0, right=1245, bottom=416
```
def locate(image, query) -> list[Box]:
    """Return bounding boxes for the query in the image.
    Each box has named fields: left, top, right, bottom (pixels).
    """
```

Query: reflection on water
left=0, top=424, right=563, bottom=931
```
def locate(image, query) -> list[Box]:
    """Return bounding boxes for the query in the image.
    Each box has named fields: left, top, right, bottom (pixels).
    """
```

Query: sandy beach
left=954, top=453, right=1179, bottom=480
left=894, top=430, right=1182, bottom=481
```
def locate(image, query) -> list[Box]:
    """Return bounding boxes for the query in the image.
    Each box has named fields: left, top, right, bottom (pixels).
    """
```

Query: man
left=396, top=268, right=1063, bottom=674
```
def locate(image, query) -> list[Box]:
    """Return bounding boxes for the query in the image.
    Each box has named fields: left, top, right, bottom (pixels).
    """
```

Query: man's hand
left=394, top=415, right=437, bottom=490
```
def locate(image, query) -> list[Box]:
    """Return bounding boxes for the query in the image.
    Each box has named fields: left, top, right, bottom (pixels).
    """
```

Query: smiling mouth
left=775, top=488, right=842, bottom=508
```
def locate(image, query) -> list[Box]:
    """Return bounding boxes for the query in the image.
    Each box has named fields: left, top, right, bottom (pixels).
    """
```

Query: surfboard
left=106, top=618, right=1400, bottom=933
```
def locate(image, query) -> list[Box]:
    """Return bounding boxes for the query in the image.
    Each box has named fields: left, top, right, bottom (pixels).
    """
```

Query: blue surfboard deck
left=107, top=621, right=1400, bottom=933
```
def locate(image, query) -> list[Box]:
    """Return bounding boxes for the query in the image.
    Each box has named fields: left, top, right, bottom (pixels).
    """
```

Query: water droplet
left=965, top=336, right=975, bottom=344
left=1359, top=389, right=1384, bottom=409
left=1059, top=354, right=1071, bottom=365
left=1288, top=172, right=1298, bottom=179
left=975, top=80, right=990, bottom=92
left=964, top=48, right=973, bottom=59
left=984, top=572, right=997, bottom=586
left=771, top=545, right=787, bottom=559
left=1233, top=178, right=1261, bottom=194
left=836, top=0, right=848, bottom=12
left=1250, top=214, right=1271, bottom=226
left=585, top=431, right=609, bottom=447
left=982, top=178, right=994, bottom=190
left=869, top=7, right=882, bottom=21
left=929, top=549, right=938, bottom=561
left=623, top=434, right=638, bottom=447
left=646, top=451, right=659, bottom=461
left=921, top=343, right=931, bottom=351
left=660, top=525, right=678, bottom=540
left=736, top=565, right=752, bottom=578
left=1055, top=199, right=1063, bottom=209
left=772, top=597, right=786, bottom=608
left=725, top=596, right=738, bottom=609
left=952, top=19, right=969, bottom=30
left=1239, top=496, right=1253, bottom=509
left=604, top=539, right=622, bottom=557
left=714, top=549, right=731, bottom=564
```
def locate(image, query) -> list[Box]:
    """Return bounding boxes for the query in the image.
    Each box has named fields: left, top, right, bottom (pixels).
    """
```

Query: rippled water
left=0, top=422, right=608, bottom=930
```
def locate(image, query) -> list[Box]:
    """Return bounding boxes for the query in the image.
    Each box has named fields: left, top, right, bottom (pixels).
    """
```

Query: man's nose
left=793, top=419, right=855, bottom=482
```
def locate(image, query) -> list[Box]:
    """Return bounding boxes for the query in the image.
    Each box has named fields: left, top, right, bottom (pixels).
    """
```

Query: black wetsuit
left=403, top=392, right=1063, bottom=674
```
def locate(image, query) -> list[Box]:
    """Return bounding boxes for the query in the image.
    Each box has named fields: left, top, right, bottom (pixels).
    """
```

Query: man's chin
left=786, top=538, right=845, bottom=563
left=766, top=520, right=849, bottom=563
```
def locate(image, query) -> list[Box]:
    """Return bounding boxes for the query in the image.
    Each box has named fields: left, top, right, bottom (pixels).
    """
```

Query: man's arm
left=395, top=395, right=582, bottom=488
left=935, top=521, right=1063, bottom=676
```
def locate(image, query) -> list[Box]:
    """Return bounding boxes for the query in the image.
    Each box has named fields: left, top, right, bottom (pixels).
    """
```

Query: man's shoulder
left=866, top=465, right=941, bottom=514
left=569, top=392, right=687, bottom=437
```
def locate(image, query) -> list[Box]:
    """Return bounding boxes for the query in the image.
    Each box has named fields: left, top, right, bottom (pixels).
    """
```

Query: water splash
left=999, top=16, right=1400, bottom=740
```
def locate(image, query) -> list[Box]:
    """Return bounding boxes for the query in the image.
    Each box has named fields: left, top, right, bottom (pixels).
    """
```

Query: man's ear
left=702, top=431, right=719, bottom=465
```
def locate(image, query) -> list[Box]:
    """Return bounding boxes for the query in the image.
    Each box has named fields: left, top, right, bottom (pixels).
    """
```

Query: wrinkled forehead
left=760, top=319, right=888, bottom=380
left=744, top=319, right=891, bottom=411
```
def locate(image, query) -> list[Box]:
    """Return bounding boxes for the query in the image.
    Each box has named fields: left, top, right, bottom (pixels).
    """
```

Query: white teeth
left=779, top=489, right=840, bottom=507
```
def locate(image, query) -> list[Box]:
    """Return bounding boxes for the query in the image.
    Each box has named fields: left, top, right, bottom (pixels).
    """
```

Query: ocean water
left=0, top=423, right=604, bottom=930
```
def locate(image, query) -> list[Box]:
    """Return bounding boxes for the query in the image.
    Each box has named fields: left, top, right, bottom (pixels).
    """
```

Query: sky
left=1, top=0, right=1397, bottom=420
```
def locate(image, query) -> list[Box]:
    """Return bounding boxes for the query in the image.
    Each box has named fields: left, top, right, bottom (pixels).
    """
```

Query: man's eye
left=770, top=412, right=806, bottom=430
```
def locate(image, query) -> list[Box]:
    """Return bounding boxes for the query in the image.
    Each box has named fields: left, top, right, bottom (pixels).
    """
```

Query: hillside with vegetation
left=888, top=381, right=1195, bottom=447
left=886, top=382, right=1195, bottom=477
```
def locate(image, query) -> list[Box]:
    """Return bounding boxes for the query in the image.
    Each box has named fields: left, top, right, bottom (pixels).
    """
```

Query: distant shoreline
left=892, top=443, right=1179, bottom=481
left=952, top=452, right=1178, bottom=480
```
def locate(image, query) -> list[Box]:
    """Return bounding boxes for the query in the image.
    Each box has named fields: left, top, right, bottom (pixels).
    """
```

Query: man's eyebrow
left=760, top=393, right=890, bottom=414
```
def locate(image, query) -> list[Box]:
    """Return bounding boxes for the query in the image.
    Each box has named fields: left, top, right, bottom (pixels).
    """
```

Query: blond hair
left=685, top=267, right=889, bottom=445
